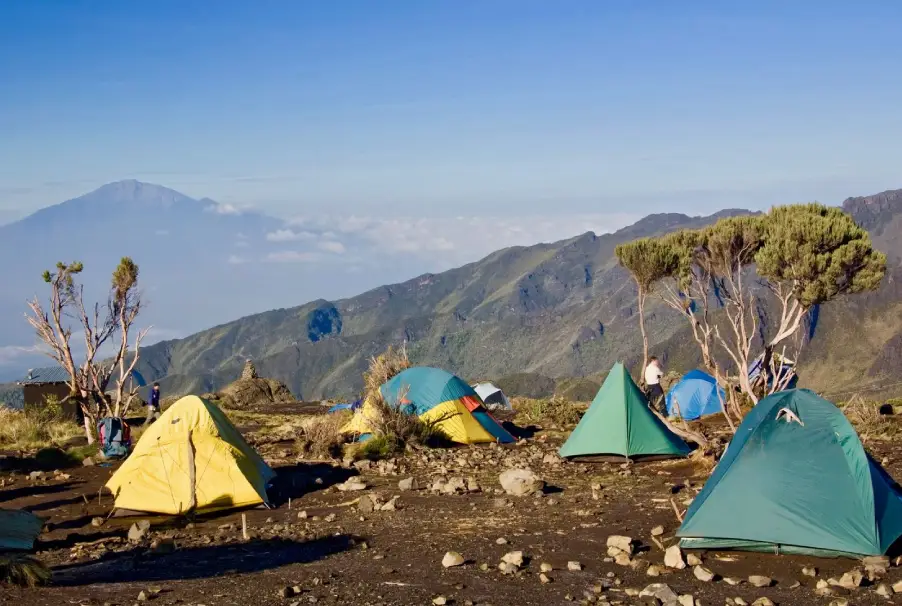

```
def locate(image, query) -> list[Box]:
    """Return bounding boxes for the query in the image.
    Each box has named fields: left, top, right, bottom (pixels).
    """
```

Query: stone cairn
left=241, top=359, right=258, bottom=380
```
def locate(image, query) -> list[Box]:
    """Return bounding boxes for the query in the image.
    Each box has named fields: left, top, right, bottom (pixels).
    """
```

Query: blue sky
left=1, top=0, right=901, bottom=222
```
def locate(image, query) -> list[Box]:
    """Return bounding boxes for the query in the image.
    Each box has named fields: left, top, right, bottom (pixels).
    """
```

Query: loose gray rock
left=664, top=545, right=685, bottom=569
left=128, top=520, right=151, bottom=543
left=639, top=583, right=679, bottom=604
left=502, top=551, right=525, bottom=567
left=693, top=566, right=716, bottom=582
left=398, top=477, right=418, bottom=491
left=358, top=495, right=375, bottom=513
left=498, top=468, right=545, bottom=497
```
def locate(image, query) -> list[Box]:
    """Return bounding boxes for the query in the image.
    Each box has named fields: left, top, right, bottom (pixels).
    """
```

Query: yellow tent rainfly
left=106, top=395, right=275, bottom=516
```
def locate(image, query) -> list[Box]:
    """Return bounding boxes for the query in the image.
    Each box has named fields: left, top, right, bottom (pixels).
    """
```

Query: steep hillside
left=135, top=190, right=902, bottom=401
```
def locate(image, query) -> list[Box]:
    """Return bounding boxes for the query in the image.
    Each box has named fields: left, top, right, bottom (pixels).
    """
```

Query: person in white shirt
left=644, top=357, right=665, bottom=413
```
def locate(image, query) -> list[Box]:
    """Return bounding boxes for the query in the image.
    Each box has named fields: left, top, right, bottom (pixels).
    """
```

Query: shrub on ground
left=295, top=412, right=352, bottom=459
left=513, top=395, right=583, bottom=427
left=0, top=404, right=82, bottom=451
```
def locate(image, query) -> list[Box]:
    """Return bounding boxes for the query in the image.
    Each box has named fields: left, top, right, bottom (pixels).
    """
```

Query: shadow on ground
left=267, top=462, right=357, bottom=505
left=52, top=534, right=361, bottom=586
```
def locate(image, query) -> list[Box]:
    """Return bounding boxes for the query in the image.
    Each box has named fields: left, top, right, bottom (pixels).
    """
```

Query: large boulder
left=203, top=375, right=295, bottom=409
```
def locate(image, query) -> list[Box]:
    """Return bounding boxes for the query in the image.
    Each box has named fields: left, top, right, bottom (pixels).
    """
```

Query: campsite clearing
left=3, top=404, right=902, bottom=605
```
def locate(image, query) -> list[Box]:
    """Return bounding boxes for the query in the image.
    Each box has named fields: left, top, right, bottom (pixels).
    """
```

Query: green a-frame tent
left=558, top=362, right=691, bottom=461
left=678, top=389, right=902, bottom=558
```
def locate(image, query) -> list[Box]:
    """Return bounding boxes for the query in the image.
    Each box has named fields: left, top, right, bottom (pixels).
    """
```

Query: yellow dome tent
left=106, top=395, right=275, bottom=515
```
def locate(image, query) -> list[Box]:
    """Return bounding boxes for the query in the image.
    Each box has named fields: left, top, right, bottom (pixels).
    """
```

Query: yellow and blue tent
left=342, top=367, right=515, bottom=444
left=106, top=395, right=275, bottom=516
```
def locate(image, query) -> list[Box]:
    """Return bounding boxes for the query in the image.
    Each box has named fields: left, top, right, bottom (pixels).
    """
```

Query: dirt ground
left=3, top=408, right=902, bottom=606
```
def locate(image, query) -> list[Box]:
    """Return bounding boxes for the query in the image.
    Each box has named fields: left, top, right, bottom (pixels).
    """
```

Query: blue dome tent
left=665, top=370, right=726, bottom=420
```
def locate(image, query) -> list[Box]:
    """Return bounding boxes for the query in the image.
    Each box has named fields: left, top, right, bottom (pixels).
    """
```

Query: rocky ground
left=3, top=407, right=902, bottom=606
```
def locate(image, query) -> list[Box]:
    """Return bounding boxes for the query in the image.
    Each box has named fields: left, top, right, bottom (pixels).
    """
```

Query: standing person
left=145, top=382, right=162, bottom=425
left=644, top=357, right=665, bottom=414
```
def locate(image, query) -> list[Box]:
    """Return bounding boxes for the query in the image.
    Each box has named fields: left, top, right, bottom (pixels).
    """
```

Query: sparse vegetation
left=842, top=394, right=902, bottom=443
left=513, top=396, right=583, bottom=427
left=295, top=412, right=351, bottom=459
left=0, top=406, right=82, bottom=451
left=0, top=554, right=51, bottom=588
left=347, top=344, right=452, bottom=459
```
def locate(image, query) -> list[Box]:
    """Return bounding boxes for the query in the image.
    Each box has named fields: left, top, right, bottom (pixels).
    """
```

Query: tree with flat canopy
left=615, top=237, right=679, bottom=377
left=617, top=203, right=886, bottom=429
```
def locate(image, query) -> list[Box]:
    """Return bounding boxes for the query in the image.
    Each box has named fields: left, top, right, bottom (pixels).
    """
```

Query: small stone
left=128, top=520, right=151, bottom=543
left=893, top=580, right=902, bottom=593
left=540, top=573, right=552, bottom=584
left=498, top=561, right=518, bottom=575
left=498, top=468, right=545, bottom=497
left=398, top=477, right=418, bottom=491
left=646, top=565, right=662, bottom=577
left=279, top=586, right=296, bottom=598
left=614, top=553, right=632, bottom=566
left=606, top=535, right=633, bottom=554
left=358, top=496, right=375, bottom=514
left=723, top=577, right=742, bottom=586
left=876, top=583, right=891, bottom=597
left=442, top=551, right=465, bottom=568
left=750, top=599, right=774, bottom=606
left=816, top=579, right=830, bottom=590
left=567, top=561, right=582, bottom=571
left=836, top=569, right=863, bottom=589
left=693, top=566, right=715, bottom=582
left=297, top=511, right=308, bottom=519
left=748, top=575, right=773, bottom=588
left=540, top=562, right=553, bottom=572
left=91, top=517, right=105, bottom=527
left=686, top=553, right=702, bottom=566
left=501, top=551, right=525, bottom=567
left=678, top=596, right=695, bottom=606
left=82, top=457, right=95, bottom=466
left=324, top=513, right=336, bottom=522
left=802, top=566, right=817, bottom=577
left=137, top=590, right=148, bottom=601
left=651, top=525, right=665, bottom=537
left=664, top=545, right=685, bottom=569
left=828, top=600, right=849, bottom=606
left=432, top=597, right=447, bottom=605
left=336, top=479, right=367, bottom=491
left=496, top=537, right=508, bottom=545
left=639, top=583, right=679, bottom=604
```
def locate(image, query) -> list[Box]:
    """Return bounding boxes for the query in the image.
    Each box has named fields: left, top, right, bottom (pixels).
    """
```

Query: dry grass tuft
left=350, top=344, right=451, bottom=458
left=0, top=407, right=83, bottom=451
left=295, top=412, right=352, bottom=459
left=0, top=554, right=51, bottom=587
left=843, top=394, right=902, bottom=443
left=513, top=396, right=583, bottom=427
left=363, top=344, right=411, bottom=404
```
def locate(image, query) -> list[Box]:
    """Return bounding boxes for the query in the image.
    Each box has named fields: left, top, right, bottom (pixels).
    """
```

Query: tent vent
left=776, top=408, right=804, bottom=426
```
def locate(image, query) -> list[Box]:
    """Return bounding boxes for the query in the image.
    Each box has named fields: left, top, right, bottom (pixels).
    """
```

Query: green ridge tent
left=677, top=389, right=902, bottom=558
left=558, top=362, right=691, bottom=461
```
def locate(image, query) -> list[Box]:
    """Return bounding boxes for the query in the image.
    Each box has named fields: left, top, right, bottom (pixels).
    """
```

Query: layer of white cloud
left=266, top=228, right=316, bottom=242
left=0, top=345, right=42, bottom=366
left=204, top=202, right=246, bottom=215
left=318, top=240, right=346, bottom=254
left=227, top=254, right=249, bottom=264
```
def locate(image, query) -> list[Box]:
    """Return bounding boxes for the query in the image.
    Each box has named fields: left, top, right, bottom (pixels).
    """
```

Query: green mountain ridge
left=136, top=192, right=902, bottom=401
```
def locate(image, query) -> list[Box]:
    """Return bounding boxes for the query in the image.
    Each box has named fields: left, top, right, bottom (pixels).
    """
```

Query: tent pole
left=186, top=429, right=197, bottom=513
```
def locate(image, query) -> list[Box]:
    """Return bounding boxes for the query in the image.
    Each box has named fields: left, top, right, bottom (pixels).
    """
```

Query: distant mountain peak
left=84, top=180, right=194, bottom=205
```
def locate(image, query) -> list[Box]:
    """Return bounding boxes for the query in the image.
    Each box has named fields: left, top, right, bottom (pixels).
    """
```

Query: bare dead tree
left=25, top=258, right=149, bottom=442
